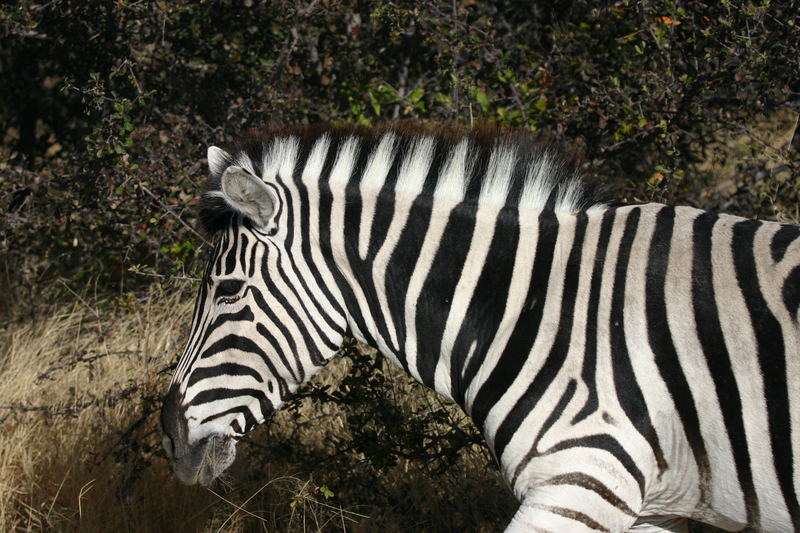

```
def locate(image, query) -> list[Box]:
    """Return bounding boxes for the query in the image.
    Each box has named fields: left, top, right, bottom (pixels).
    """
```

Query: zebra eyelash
left=215, top=279, right=246, bottom=302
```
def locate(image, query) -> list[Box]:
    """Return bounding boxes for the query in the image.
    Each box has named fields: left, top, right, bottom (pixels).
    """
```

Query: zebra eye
left=216, top=279, right=245, bottom=299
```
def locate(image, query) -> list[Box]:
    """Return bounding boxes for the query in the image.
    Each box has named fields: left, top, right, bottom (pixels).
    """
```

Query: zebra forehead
left=198, top=123, right=602, bottom=233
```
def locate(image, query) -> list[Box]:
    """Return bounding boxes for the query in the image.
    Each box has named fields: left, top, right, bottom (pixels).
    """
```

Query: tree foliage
left=2, top=0, right=797, bottom=295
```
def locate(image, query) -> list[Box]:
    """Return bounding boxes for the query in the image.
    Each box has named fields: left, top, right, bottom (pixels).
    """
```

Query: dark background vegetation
left=1, top=1, right=798, bottom=531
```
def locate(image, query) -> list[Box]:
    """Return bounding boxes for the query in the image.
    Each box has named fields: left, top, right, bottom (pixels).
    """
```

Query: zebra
left=160, top=123, right=800, bottom=532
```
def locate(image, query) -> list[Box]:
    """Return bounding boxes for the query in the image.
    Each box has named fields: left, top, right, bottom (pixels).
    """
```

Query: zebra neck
left=323, top=181, right=577, bottom=408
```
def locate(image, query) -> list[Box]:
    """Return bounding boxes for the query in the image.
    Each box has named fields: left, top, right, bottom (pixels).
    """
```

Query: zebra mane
left=199, top=123, right=603, bottom=233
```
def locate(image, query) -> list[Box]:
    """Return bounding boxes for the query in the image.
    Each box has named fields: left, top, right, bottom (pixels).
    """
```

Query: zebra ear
left=220, top=166, right=278, bottom=229
left=207, top=146, right=232, bottom=178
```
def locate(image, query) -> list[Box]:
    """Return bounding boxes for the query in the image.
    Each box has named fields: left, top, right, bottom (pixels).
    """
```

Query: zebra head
left=161, top=141, right=347, bottom=486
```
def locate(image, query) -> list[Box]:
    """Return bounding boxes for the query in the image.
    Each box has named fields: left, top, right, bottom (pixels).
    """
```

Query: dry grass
left=0, top=287, right=212, bottom=532
left=0, top=285, right=515, bottom=532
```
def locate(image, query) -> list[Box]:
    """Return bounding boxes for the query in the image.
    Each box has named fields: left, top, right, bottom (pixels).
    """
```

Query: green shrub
left=2, top=0, right=797, bottom=296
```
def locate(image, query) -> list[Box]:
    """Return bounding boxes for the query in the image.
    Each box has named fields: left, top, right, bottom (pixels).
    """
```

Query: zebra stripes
left=160, top=124, right=800, bottom=532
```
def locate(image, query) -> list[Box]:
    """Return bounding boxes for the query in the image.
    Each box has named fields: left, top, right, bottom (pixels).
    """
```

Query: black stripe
left=247, top=236, right=258, bottom=278
left=784, top=266, right=800, bottom=322
left=771, top=224, right=800, bottom=263
left=421, top=138, right=449, bottom=195
left=250, top=283, right=304, bottom=382
left=200, top=405, right=260, bottom=431
left=465, top=139, right=489, bottom=199
left=414, top=201, right=478, bottom=377
left=225, top=225, right=238, bottom=275
left=470, top=210, right=559, bottom=431
left=692, top=211, right=757, bottom=525
left=194, top=307, right=256, bottom=358
left=291, top=136, right=346, bottom=319
left=317, top=137, right=379, bottom=348
left=239, top=233, right=249, bottom=272
left=732, top=219, right=799, bottom=529
left=572, top=209, right=616, bottom=423
left=214, top=231, right=227, bottom=277
left=199, top=334, right=289, bottom=399
left=364, top=137, right=404, bottom=260
left=384, top=194, right=435, bottom=359
left=609, top=207, right=667, bottom=474
left=544, top=433, right=646, bottom=498
left=450, top=207, right=519, bottom=398
left=531, top=504, right=610, bottom=532
left=382, top=141, right=448, bottom=357
left=646, top=206, right=711, bottom=501
left=190, top=387, right=272, bottom=425
left=542, top=472, right=638, bottom=517
left=506, top=146, right=528, bottom=207
left=275, top=171, right=294, bottom=251
left=511, top=379, right=577, bottom=486
left=204, top=238, right=220, bottom=287
left=491, top=210, right=586, bottom=459
left=186, top=362, right=264, bottom=389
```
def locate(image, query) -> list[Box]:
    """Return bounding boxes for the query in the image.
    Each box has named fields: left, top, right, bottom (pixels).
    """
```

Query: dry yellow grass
left=0, top=285, right=514, bottom=532
left=0, top=288, right=215, bottom=532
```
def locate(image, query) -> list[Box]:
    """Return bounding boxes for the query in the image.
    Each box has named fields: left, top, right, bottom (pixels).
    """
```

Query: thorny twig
left=137, top=182, right=209, bottom=246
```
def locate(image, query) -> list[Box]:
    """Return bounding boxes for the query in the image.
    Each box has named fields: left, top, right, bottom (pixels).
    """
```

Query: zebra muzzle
left=161, top=386, right=238, bottom=486
left=170, top=433, right=237, bottom=487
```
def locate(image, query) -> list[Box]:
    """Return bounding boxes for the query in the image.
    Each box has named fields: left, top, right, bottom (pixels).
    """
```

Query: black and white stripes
left=161, top=124, right=799, bottom=532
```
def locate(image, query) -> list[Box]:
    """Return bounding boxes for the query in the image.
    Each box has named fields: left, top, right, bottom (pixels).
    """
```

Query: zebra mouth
left=171, top=434, right=237, bottom=487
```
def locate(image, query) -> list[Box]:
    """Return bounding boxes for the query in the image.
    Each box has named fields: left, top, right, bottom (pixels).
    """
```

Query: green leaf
left=368, top=91, right=381, bottom=115
left=435, top=92, right=453, bottom=105
left=475, top=89, right=490, bottom=112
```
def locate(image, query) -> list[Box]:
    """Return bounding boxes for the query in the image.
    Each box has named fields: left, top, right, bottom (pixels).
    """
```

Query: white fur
left=518, top=152, right=557, bottom=210
left=433, top=139, right=471, bottom=202
left=208, top=146, right=232, bottom=177
left=479, top=143, right=517, bottom=206
left=262, top=136, right=300, bottom=181
left=395, top=135, right=435, bottom=196
left=302, top=134, right=331, bottom=187
left=358, top=133, right=398, bottom=259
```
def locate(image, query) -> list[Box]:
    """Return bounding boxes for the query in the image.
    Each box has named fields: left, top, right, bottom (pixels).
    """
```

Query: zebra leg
left=629, top=517, right=689, bottom=533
